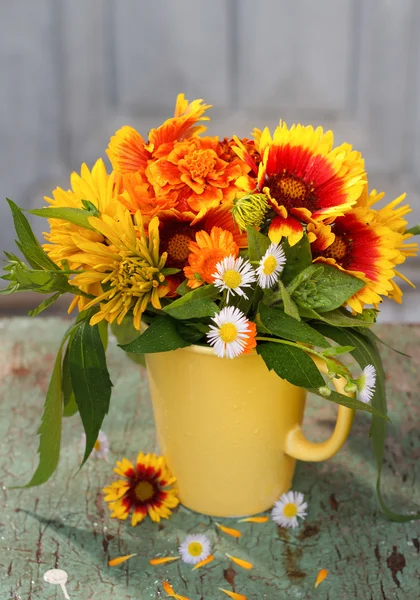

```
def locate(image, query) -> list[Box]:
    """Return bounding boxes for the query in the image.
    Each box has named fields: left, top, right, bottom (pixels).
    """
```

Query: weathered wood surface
left=0, top=317, right=419, bottom=599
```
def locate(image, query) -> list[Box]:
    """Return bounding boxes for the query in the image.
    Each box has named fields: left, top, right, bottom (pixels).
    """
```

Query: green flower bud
left=232, top=193, right=269, bottom=231
left=344, top=381, right=357, bottom=394
left=318, top=386, right=332, bottom=398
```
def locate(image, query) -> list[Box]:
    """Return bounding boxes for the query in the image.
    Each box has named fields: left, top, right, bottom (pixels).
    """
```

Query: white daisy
left=271, top=491, right=307, bottom=529
left=256, top=243, right=286, bottom=288
left=179, top=534, right=212, bottom=565
left=356, top=364, right=376, bottom=404
left=206, top=306, right=255, bottom=359
left=80, top=429, right=110, bottom=460
left=212, top=255, right=256, bottom=301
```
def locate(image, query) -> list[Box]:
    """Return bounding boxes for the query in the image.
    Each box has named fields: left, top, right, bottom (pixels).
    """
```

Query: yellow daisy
left=70, top=205, right=168, bottom=329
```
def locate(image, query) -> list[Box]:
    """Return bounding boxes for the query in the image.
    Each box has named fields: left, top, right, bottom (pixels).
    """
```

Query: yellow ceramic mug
left=146, top=344, right=354, bottom=517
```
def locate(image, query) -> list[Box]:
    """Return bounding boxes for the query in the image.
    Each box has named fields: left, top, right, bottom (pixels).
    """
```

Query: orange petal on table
left=192, top=555, right=215, bottom=570
left=238, top=516, right=269, bottom=523
left=215, top=522, right=242, bottom=538
left=108, top=553, right=137, bottom=566
left=149, top=556, right=180, bottom=566
left=162, top=581, right=191, bottom=600
left=218, top=588, right=247, bottom=600
left=225, top=553, right=253, bottom=570
left=315, top=569, right=329, bottom=588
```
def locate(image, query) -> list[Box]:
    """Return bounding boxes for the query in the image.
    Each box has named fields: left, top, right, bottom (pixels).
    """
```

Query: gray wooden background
left=1, top=0, right=419, bottom=320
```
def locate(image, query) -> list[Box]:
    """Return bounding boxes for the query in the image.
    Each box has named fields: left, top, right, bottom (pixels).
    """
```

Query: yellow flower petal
left=108, top=553, right=137, bottom=566
left=315, top=568, right=329, bottom=588
left=216, top=523, right=242, bottom=538
left=218, top=588, right=247, bottom=600
left=162, top=581, right=191, bottom=599
left=149, top=557, right=180, bottom=566
left=192, top=555, right=215, bottom=570
left=225, top=554, right=253, bottom=570
left=238, top=516, right=269, bottom=523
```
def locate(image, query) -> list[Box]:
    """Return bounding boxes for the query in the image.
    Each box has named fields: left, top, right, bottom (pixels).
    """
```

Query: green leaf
left=278, top=280, right=300, bottom=321
left=281, top=234, right=312, bottom=285
left=111, top=319, right=146, bottom=367
left=298, top=306, right=374, bottom=328
left=68, top=321, right=113, bottom=465
left=98, top=320, right=108, bottom=351
left=62, top=342, right=78, bottom=417
left=120, top=316, right=191, bottom=354
left=315, top=324, right=419, bottom=520
left=368, top=330, right=411, bottom=358
left=322, top=345, right=355, bottom=357
left=406, top=224, right=420, bottom=236
left=175, top=279, right=191, bottom=296
left=161, top=267, right=181, bottom=276
left=257, top=342, right=325, bottom=388
left=27, top=207, right=96, bottom=231
left=259, top=304, right=330, bottom=348
left=247, top=227, right=270, bottom=262
left=28, top=292, right=63, bottom=317
left=81, top=199, right=100, bottom=215
left=23, top=320, right=80, bottom=486
left=6, top=199, right=58, bottom=270
left=163, top=285, right=219, bottom=320
left=291, top=264, right=365, bottom=312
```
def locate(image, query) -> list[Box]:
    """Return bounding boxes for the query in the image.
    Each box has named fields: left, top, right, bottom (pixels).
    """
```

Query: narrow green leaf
left=257, top=342, right=325, bottom=388
left=406, top=223, right=420, bottom=236
left=98, top=320, right=108, bottom=351
left=315, top=324, right=419, bottom=520
left=259, top=304, right=330, bottom=348
left=81, top=199, right=100, bottom=215
left=292, top=264, right=365, bottom=312
left=62, top=342, right=78, bottom=417
left=247, top=227, right=270, bottom=262
left=6, top=199, right=57, bottom=270
left=163, top=285, right=219, bottom=320
left=368, top=330, right=411, bottom=358
left=68, top=321, right=113, bottom=465
left=28, top=292, right=62, bottom=317
left=120, top=316, right=191, bottom=354
left=278, top=280, right=301, bottom=321
left=322, top=345, right=355, bottom=357
left=175, top=279, right=191, bottom=296
left=161, top=267, right=181, bottom=276
left=281, top=235, right=312, bottom=285
left=298, top=306, right=374, bottom=328
left=27, top=207, right=96, bottom=231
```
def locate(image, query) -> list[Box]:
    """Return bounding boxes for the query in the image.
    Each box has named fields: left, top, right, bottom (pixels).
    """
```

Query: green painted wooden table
left=0, top=318, right=419, bottom=600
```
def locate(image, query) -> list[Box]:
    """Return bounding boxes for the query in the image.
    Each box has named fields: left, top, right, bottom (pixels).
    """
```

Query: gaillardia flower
left=70, top=206, right=168, bottom=329
left=234, top=123, right=366, bottom=246
left=103, top=453, right=179, bottom=526
left=310, top=206, right=410, bottom=312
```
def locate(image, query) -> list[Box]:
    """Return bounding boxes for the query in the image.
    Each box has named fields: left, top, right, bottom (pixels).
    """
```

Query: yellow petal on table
left=218, top=588, right=247, bottom=600
left=215, top=523, right=242, bottom=538
left=108, top=553, right=137, bottom=566
left=149, top=556, right=180, bottom=566
left=315, top=568, right=329, bottom=588
left=192, top=555, right=215, bottom=570
left=238, top=516, right=269, bottom=524
left=225, top=553, right=253, bottom=570
left=162, top=581, right=190, bottom=600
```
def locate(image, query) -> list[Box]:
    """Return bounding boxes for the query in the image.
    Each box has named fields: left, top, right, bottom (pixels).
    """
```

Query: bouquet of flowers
left=2, top=94, right=419, bottom=520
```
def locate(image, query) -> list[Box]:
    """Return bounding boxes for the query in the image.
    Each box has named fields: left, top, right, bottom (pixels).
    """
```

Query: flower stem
left=255, top=336, right=327, bottom=362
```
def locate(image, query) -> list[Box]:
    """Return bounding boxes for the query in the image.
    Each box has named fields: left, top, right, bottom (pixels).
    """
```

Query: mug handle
left=284, top=355, right=355, bottom=462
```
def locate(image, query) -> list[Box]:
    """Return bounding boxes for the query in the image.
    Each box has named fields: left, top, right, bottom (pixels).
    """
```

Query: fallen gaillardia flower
left=103, top=452, right=179, bottom=526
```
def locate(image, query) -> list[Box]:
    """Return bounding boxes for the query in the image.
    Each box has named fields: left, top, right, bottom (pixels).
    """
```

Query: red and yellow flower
left=103, top=453, right=179, bottom=526
left=234, top=123, right=366, bottom=246
left=310, top=205, right=409, bottom=312
left=184, top=226, right=239, bottom=289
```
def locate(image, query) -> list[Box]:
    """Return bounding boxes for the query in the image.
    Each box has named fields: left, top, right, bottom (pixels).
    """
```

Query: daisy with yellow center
left=271, top=491, right=307, bottom=528
left=207, top=307, right=257, bottom=359
left=233, top=123, right=366, bottom=246
left=103, top=452, right=179, bottom=526
left=80, top=429, right=109, bottom=459
left=213, top=255, right=256, bottom=301
left=179, top=534, right=212, bottom=565
left=356, top=365, right=377, bottom=404
left=256, top=243, right=286, bottom=289
left=70, top=206, right=168, bottom=330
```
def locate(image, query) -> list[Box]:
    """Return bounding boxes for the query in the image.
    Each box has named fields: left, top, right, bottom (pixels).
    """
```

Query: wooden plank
left=237, top=0, right=353, bottom=114
left=113, top=0, right=231, bottom=111
left=0, top=0, right=63, bottom=255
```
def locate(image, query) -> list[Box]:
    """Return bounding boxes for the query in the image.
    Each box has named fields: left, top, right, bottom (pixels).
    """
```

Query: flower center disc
left=134, top=480, right=155, bottom=502
left=219, top=322, right=238, bottom=343
left=283, top=503, right=298, bottom=518
left=167, top=233, right=192, bottom=263
left=279, top=177, right=307, bottom=200
left=265, top=174, right=317, bottom=212
left=323, top=235, right=348, bottom=261
left=94, top=440, right=101, bottom=451
left=222, top=269, right=242, bottom=289
left=263, top=255, right=277, bottom=275
left=184, top=149, right=216, bottom=179
left=187, top=542, right=203, bottom=557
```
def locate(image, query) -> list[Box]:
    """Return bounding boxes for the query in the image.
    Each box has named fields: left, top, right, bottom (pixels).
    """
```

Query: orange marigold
left=184, top=226, right=239, bottom=289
